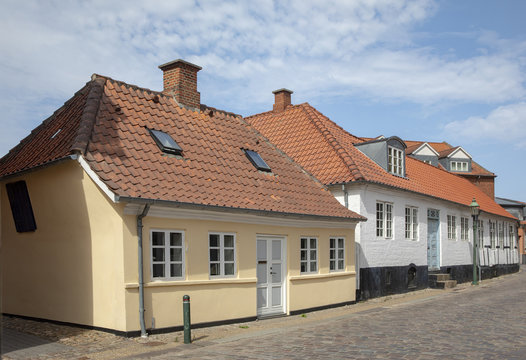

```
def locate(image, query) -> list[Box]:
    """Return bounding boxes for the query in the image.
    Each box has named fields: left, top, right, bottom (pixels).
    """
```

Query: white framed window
left=209, top=232, right=236, bottom=277
left=447, top=215, right=457, bottom=240
left=388, top=146, right=404, bottom=176
left=151, top=230, right=185, bottom=280
left=478, top=220, right=484, bottom=247
left=450, top=161, right=468, bottom=171
left=330, top=237, right=345, bottom=271
left=300, top=237, right=318, bottom=273
left=376, top=202, right=393, bottom=239
left=460, top=217, right=469, bottom=241
left=498, top=222, right=504, bottom=248
left=405, top=206, right=418, bottom=240
left=489, top=221, right=496, bottom=249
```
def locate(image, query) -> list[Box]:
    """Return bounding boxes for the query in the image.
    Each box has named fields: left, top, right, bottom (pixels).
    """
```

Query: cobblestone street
left=2, top=267, right=525, bottom=359
left=144, top=268, right=526, bottom=360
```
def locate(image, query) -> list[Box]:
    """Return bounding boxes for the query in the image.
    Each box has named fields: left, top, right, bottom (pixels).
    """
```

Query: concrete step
left=434, top=280, right=457, bottom=289
left=429, top=273, right=451, bottom=282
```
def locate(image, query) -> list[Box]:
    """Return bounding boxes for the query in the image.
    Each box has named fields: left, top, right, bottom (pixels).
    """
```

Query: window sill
left=125, top=277, right=257, bottom=289
left=289, top=271, right=356, bottom=281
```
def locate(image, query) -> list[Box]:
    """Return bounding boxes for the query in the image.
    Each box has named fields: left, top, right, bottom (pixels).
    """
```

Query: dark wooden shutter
left=6, top=181, right=37, bottom=232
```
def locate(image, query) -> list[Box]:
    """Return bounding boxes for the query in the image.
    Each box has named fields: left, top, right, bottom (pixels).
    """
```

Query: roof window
left=244, top=149, right=271, bottom=172
left=149, top=129, right=182, bottom=155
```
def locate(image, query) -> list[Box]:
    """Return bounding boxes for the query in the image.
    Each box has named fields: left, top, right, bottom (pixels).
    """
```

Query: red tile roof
left=247, top=104, right=514, bottom=219
left=0, top=76, right=364, bottom=221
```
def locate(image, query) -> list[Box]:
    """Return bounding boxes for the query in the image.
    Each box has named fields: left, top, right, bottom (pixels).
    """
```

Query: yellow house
left=0, top=60, right=364, bottom=336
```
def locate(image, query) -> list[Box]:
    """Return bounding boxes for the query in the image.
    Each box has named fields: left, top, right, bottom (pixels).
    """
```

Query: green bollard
left=183, top=295, right=191, bottom=344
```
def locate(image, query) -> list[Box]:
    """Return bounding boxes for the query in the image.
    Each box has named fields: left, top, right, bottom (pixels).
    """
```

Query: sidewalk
left=1, top=269, right=522, bottom=360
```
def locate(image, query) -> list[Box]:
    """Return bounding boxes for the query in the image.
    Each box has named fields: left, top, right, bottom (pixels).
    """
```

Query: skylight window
left=244, top=149, right=271, bottom=172
left=149, top=129, right=182, bottom=155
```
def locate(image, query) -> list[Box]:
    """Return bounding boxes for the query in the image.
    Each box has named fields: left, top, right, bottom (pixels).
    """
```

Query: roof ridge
left=245, top=103, right=306, bottom=120
left=299, top=104, right=365, bottom=181
left=70, top=76, right=106, bottom=155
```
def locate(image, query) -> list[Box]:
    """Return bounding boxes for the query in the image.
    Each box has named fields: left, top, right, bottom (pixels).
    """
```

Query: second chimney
left=159, top=59, right=202, bottom=109
left=272, top=88, right=293, bottom=112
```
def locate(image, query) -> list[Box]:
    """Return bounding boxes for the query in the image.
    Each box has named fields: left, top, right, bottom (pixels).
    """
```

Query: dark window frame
left=149, top=128, right=183, bottom=155
left=244, top=149, right=271, bottom=172
left=6, top=180, right=37, bottom=233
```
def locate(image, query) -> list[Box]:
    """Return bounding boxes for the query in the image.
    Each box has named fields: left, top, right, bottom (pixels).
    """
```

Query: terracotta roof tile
left=1, top=76, right=363, bottom=222
left=247, top=104, right=513, bottom=220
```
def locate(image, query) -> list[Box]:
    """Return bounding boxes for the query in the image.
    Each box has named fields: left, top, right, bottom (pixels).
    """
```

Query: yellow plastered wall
left=122, top=215, right=356, bottom=332
left=0, top=160, right=127, bottom=331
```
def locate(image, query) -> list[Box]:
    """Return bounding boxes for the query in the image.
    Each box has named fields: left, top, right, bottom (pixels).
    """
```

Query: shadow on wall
left=1, top=160, right=94, bottom=342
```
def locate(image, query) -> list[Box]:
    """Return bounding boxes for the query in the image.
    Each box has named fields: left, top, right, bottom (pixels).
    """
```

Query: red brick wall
left=273, top=90, right=292, bottom=112
left=161, top=62, right=201, bottom=109
left=464, top=176, right=495, bottom=199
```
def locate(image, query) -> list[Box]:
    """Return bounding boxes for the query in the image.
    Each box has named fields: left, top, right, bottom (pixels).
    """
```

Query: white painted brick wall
left=330, top=183, right=518, bottom=289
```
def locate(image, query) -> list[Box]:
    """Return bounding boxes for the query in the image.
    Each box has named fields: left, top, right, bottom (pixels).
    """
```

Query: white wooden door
left=256, top=236, right=286, bottom=317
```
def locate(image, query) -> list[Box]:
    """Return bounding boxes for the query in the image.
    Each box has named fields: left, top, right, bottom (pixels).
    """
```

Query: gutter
left=330, top=180, right=515, bottom=221
left=117, top=196, right=366, bottom=223
left=137, top=204, right=150, bottom=338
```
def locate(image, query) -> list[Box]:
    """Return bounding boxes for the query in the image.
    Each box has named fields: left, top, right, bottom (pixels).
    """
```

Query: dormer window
left=355, top=136, right=406, bottom=177
left=149, top=129, right=182, bottom=155
left=388, top=146, right=404, bottom=176
left=244, top=149, right=271, bottom=172
left=450, top=161, right=468, bottom=172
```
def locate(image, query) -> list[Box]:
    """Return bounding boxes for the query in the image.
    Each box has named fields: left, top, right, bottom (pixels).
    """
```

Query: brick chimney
left=158, top=59, right=202, bottom=109
left=272, top=88, right=293, bottom=112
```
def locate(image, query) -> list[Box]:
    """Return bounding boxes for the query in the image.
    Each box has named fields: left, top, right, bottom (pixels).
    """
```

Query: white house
left=247, top=91, right=519, bottom=300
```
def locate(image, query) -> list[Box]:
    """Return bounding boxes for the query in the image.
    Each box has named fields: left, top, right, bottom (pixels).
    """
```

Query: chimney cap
left=158, top=59, right=202, bottom=71
left=272, top=88, right=293, bottom=95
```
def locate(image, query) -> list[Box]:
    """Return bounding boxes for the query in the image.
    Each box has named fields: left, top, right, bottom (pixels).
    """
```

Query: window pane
left=301, top=262, right=307, bottom=272
left=338, top=260, right=344, bottom=270
left=310, top=261, right=317, bottom=272
left=170, top=264, right=182, bottom=278
left=330, top=261, right=335, bottom=270
left=209, top=234, right=219, bottom=247
left=170, top=248, right=182, bottom=261
left=224, top=235, right=234, bottom=248
left=310, top=250, right=317, bottom=261
left=310, top=238, right=316, bottom=249
left=300, top=250, right=307, bottom=261
left=152, top=232, right=165, bottom=246
left=210, top=263, right=220, bottom=276
left=330, top=249, right=335, bottom=260
left=301, top=238, right=307, bottom=249
left=170, top=232, right=182, bottom=246
left=210, top=248, right=219, bottom=262
left=224, top=262, right=234, bottom=275
left=338, top=249, right=344, bottom=259
left=152, top=264, right=164, bottom=278
left=224, top=249, right=234, bottom=262
left=152, top=248, right=165, bottom=261
left=338, top=238, right=344, bottom=248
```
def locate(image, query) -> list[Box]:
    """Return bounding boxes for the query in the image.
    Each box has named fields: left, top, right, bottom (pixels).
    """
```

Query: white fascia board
left=123, top=203, right=359, bottom=229
left=76, top=155, right=118, bottom=203
left=413, top=142, right=439, bottom=156
left=448, top=146, right=472, bottom=159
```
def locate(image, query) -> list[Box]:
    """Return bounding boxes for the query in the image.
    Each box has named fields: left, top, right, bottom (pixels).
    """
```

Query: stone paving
left=2, top=267, right=525, bottom=359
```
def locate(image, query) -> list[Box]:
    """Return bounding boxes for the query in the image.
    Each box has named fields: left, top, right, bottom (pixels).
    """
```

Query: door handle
left=270, top=272, right=276, bottom=275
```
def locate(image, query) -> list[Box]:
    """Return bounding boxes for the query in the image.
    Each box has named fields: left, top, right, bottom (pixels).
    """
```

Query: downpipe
left=137, top=204, right=150, bottom=338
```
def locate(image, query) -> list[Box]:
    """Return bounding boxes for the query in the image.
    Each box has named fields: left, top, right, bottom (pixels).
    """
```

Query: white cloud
left=444, top=102, right=526, bottom=147
left=1, top=0, right=525, bottom=155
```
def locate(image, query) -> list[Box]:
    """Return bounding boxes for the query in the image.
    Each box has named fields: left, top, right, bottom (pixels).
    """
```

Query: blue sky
left=1, top=0, right=525, bottom=200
